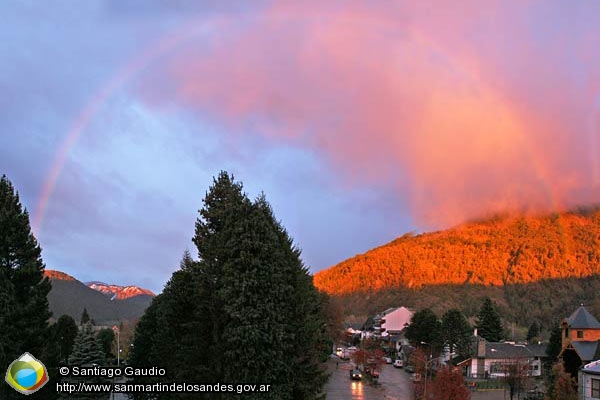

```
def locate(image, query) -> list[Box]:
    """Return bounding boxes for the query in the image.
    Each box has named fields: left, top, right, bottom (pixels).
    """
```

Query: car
left=404, top=364, right=415, bottom=373
left=393, top=359, right=403, bottom=368
left=411, top=373, right=421, bottom=382
left=350, top=369, right=362, bottom=380
left=383, top=356, right=392, bottom=364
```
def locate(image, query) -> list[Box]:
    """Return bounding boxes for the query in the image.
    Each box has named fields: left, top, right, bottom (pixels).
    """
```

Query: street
left=323, top=359, right=413, bottom=400
left=323, top=359, right=510, bottom=400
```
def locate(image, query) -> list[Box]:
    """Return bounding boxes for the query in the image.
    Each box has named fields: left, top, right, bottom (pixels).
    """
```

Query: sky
left=1, top=0, right=600, bottom=293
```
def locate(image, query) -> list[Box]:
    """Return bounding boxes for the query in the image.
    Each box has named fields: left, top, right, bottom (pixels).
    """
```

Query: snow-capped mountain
left=86, top=281, right=155, bottom=300
left=43, top=269, right=153, bottom=324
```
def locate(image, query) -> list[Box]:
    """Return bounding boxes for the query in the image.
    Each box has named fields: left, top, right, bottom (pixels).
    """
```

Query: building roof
left=582, top=360, right=600, bottom=376
left=571, top=341, right=600, bottom=362
left=470, top=338, right=547, bottom=360
left=526, top=344, right=548, bottom=358
left=565, top=306, right=600, bottom=329
left=484, top=343, right=532, bottom=359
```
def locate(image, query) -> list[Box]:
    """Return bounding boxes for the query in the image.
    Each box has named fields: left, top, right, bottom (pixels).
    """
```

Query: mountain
left=44, top=270, right=154, bottom=325
left=86, top=281, right=155, bottom=300
left=315, top=208, right=600, bottom=295
left=314, top=208, right=600, bottom=331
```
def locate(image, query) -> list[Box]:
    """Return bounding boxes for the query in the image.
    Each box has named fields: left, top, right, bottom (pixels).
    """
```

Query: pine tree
left=80, top=308, right=90, bottom=325
left=131, top=172, right=328, bottom=399
left=405, top=308, right=442, bottom=350
left=96, top=328, right=115, bottom=359
left=67, top=323, right=107, bottom=399
left=68, top=323, right=105, bottom=366
left=252, top=195, right=329, bottom=398
left=526, top=321, right=540, bottom=343
left=441, top=309, right=472, bottom=357
left=476, top=297, right=503, bottom=342
left=546, top=326, right=562, bottom=363
left=55, top=314, right=79, bottom=363
left=0, top=175, right=51, bottom=400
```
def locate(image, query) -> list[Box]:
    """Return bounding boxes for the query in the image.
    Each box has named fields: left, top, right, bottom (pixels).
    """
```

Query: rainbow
left=32, top=20, right=215, bottom=234
left=31, top=14, right=581, bottom=235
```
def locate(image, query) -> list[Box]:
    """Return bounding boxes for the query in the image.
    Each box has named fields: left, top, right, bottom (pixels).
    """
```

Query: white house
left=457, top=337, right=546, bottom=378
left=579, top=360, right=600, bottom=400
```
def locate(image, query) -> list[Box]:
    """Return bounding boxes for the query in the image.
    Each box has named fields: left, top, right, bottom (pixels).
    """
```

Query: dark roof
left=526, top=344, right=548, bottom=358
left=484, top=343, right=532, bottom=359
left=571, top=341, right=600, bottom=362
left=566, top=306, right=600, bottom=329
left=475, top=341, right=548, bottom=360
left=451, top=354, right=471, bottom=366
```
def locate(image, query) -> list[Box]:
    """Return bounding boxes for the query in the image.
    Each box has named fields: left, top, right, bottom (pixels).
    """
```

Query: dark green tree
left=441, top=309, right=472, bottom=357
left=44, top=314, right=79, bottom=368
left=0, top=175, right=52, bottom=399
left=476, top=297, right=503, bottom=342
left=546, top=326, right=562, bottom=363
left=526, top=321, right=540, bottom=343
left=97, top=328, right=115, bottom=359
left=55, top=314, right=79, bottom=363
left=69, top=323, right=105, bottom=366
left=80, top=308, right=90, bottom=325
left=405, top=308, right=442, bottom=350
left=68, top=323, right=107, bottom=399
left=253, top=195, right=329, bottom=397
left=131, top=172, right=328, bottom=399
left=129, top=296, right=164, bottom=397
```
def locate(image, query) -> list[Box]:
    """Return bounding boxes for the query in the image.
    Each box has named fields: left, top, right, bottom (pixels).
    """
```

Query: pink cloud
left=140, top=0, right=600, bottom=227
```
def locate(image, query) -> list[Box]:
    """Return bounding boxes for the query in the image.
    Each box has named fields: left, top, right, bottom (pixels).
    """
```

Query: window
left=577, top=330, right=584, bottom=339
left=592, top=378, right=600, bottom=399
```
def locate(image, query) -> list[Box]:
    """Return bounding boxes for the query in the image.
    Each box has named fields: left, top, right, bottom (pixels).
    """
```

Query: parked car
left=524, top=389, right=544, bottom=400
left=393, top=359, right=404, bottom=368
left=383, top=356, right=392, bottom=364
left=350, top=369, right=362, bottom=381
left=405, top=364, right=415, bottom=373
left=411, top=373, right=421, bottom=382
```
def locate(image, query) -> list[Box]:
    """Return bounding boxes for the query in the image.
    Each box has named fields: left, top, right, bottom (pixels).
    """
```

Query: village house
left=559, top=305, right=600, bottom=378
left=579, top=360, right=600, bottom=400
left=456, top=335, right=546, bottom=378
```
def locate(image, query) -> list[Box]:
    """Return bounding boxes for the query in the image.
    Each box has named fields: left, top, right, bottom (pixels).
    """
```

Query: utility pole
left=112, top=325, right=120, bottom=366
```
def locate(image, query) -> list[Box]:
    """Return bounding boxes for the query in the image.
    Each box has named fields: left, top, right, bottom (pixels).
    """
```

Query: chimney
left=477, top=338, right=486, bottom=358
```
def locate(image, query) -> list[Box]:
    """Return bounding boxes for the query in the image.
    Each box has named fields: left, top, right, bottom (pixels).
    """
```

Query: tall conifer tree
left=0, top=175, right=51, bottom=399
left=131, top=172, right=329, bottom=399
left=476, top=297, right=504, bottom=342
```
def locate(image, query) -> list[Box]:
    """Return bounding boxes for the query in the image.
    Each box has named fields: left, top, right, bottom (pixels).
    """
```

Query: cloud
left=137, top=0, right=600, bottom=227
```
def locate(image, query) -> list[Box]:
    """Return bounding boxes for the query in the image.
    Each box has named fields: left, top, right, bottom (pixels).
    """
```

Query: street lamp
left=112, top=325, right=120, bottom=367
left=419, top=342, right=436, bottom=400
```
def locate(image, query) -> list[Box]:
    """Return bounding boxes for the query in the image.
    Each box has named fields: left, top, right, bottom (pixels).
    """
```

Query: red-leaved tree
left=429, top=366, right=471, bottom=400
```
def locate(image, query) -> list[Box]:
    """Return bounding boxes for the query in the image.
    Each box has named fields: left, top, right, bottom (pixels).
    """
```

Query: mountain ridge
left=44, top=269, right=153, bottom=325
left=44, top=270, right=155, bottom=300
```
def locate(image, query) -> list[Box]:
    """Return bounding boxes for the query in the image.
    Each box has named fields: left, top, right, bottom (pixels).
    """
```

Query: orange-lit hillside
left=314, top=209, right=600, bottom=295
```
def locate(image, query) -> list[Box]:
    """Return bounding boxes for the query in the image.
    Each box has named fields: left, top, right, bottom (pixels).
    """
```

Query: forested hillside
left=315, top=208, right=600, bottom=294
left=316, top=208, right=600, bottom=333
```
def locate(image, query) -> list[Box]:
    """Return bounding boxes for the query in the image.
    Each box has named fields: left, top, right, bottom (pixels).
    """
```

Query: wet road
left=323, top=359, right=413, bottom=400
left=322, top=359, right=508, bottom=399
